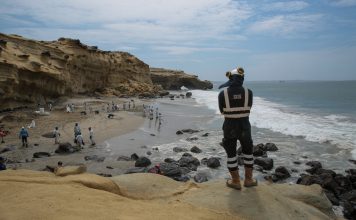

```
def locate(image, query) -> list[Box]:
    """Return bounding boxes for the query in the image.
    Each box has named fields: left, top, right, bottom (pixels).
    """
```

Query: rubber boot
left=244, top=167, right=257, bottom=187
left=226, top=170, right=241, bottom=190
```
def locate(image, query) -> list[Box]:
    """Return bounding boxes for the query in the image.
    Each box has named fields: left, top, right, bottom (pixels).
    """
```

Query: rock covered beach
left=0, top=33, right=354, bottom=219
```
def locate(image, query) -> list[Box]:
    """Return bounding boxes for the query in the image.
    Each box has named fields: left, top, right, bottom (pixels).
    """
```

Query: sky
left=0, top=0, right=356, bottom=81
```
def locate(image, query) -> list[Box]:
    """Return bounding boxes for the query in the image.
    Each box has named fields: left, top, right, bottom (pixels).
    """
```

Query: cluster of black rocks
left=123, top=144, right=221, bottom=183
left=295, top=161, right=356, bottom=219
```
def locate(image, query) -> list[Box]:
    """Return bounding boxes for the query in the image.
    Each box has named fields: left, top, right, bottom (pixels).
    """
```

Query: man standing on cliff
left=218, top=67, right=257, bottom=190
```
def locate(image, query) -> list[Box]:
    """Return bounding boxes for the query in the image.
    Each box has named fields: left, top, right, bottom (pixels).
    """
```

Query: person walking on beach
left=53, top=127, right=60, bottom=144
left=75, top=132, right=84, bottom=149
left=218, top=67, right=257, bottom=190
left=74, top=123, right=81, bottom=142
left=49, top=103, right=53, bottom=111
left=88, top=127, right=95, bottom=146
left=19, top=127, right=29, bottom=147
left=0, top=156, right=6, bottom=171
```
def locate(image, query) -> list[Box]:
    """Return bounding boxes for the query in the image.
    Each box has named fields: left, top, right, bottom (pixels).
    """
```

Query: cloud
left=0, top=0, right=252, bottom=45
left=328, top=0, right=356, bottom=6
left=262, top=1, right=309, bottom=11
left=152, top=45, right=248, bottom=55
left=248, top=14, right=323, bottom=36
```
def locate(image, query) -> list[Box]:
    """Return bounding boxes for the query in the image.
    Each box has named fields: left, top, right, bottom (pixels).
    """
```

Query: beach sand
left=0, top=96, right=146, bottom=174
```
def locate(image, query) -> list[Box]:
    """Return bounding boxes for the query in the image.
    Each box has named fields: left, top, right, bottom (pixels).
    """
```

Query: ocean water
left=193, top=81, right=356, bottom=159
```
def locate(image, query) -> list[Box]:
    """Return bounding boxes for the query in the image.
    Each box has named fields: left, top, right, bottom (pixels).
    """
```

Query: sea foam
left=192, top=90, right=356, bottom=158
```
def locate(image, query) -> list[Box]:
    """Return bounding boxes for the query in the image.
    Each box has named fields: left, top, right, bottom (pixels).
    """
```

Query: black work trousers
left=222, top=118, right=254, bottom=171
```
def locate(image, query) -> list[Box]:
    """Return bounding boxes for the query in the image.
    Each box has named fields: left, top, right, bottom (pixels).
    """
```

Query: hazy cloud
left=248, top=14, right=323, bottom=36
left=262, top=1, right=309, bottom=11
left=328, top=0, right=356, bottom=6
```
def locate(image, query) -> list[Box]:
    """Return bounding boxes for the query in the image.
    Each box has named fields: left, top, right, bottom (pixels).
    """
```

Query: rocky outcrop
left=150, top=67, right=213, bottom=90
left=0, top=170, right=336, bottom=220
left=0, top=33, right=160, bottom=109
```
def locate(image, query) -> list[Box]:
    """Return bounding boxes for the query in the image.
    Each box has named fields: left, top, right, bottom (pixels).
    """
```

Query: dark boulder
left=179, top=155, right=200, bottom=171
left=190, top=146, right=202, bottom=153
left=323, top=190, right=340, bottom=206
left=106, top=166, right=114, bottom=169
left=207, top=157, right=221, bottom=168
left=263, top=143, right=278, bottom=151
left=297, top=174, right=323, bottom=186
left=346, top=169, right=356, bottom=175
left=186, top=136, right=198, bottom=141
left=84, top=155, right=105, bottom=162
left=314, top=168, right=336, bottom=177
left=201, top=133, right=209, bottom=137
left=179, top=167, right=191, bottom=175
left=343, top=200, right=356, bottom=220
left=160, top=162, right=181, bottom=177
left=253, top=145, right=265, bottom=157
left=194, top=172, right=208, bottom=183
left=305, top=161, right=322, bottom=174
left=181, top=129, right=199, bottom=134
left=273, top=166, right=291, bottom=180
left=130, top=153, right=139, bottom=161
left=55, top=142, right=78, bottom=154
left=254, top=158, right=273, bottom=170
left=334, top=174, right=353, bottom=193
left=164, top=158, right=177, bottom=163
left=135, top=157, right=151, bottom=167
left=173, top=147, right=188, bottom=153
left=186, top=92, right=192, bottom=98
left=33, top=152, right=51, bottom=158
left=293, top=161, right=301, bottom=165
left=146, top=151, right=152, bottom=155
left=182, top=152, right=192, bottom=157
left=201, top=158, right=208, bottom=165
left=176, top=130, right=184, bottom=135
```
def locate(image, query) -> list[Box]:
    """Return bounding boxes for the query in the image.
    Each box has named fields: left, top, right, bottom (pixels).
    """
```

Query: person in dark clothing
left=19, top=127, right=29, bottom=147
left=218, top=67, right=257, bottom=190
left=0, top=156, right=6, bottom=171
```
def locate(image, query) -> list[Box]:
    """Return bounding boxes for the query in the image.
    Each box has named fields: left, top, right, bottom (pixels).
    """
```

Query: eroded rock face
left=0, top=33, right=158, bottom=109
left=150, top=67, right=213, bottom=90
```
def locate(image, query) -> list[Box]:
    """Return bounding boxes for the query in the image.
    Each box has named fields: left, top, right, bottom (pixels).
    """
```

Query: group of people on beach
left=143, top=104, right=163, bottom=131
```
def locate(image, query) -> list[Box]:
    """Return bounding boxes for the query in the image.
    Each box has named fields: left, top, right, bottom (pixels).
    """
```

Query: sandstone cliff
left=150, top=67, right=213, bottom=90
left=0, top=170, right=336, bottom=220
left=0, top=33, right=159, bottom=109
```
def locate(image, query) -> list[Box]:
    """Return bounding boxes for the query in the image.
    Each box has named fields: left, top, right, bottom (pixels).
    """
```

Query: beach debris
left=194, top=172, right=208, bottom=183
left=254, top=158, right=274, bottom=170
left=190, top=146, right=202, bottom=153
left=135, top=157, right=151, bottom=167
left=84, top=155, right=105, bottom=162
left=146, top=151, right=152, bottom=155
left=130, top=153, right=139, bottom=161
left=33, top=152, right=51, bottom=158
left=150, top=133, right=155, bottom=136
left=293, top=161, right=302, bottom=165
left=207, top=157, right=221, bottom=169
left=201, top=133, right=209, bottom=137
left=106, top=166, right=114, bottom=169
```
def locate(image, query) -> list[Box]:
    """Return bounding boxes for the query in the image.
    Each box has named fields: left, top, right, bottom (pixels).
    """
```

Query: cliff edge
left=0, top=170, right=336, bottom=220
left=0, top=33, right=159, bottom=109
left=150, top=67, right=213, bottom=90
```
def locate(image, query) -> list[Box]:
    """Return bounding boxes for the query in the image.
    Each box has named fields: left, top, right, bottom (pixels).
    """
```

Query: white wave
left=191, top=90, right=356, bottom=158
